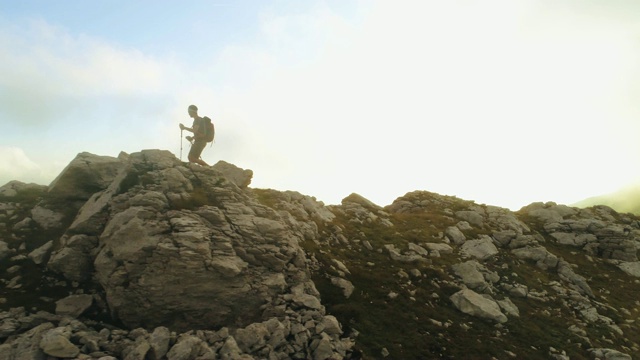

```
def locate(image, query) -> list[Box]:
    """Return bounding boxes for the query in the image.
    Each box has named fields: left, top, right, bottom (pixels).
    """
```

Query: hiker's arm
left=179, top=123, right=194, bottom=133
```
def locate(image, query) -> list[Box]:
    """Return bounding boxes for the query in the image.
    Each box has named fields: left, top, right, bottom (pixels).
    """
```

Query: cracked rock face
left=49, top=150, right=314, bottom=331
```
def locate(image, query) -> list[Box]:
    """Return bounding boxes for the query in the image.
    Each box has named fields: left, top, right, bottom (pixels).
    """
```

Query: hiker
left=180, top=104, right=210, bottom=166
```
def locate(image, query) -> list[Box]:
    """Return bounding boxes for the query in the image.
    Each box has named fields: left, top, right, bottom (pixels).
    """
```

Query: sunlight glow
left=2, top=1, right=640, bottom=211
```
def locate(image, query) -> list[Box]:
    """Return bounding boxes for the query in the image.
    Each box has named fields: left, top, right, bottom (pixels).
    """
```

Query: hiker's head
left=188, top=105, right=198, bottom=117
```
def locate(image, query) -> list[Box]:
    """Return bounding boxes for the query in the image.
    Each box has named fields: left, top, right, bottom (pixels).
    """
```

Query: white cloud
left=0, top=18, right=175, bottom=126
left=0, top=146, right=48, bottom=186
left=0, top=17, right=193, bottom=189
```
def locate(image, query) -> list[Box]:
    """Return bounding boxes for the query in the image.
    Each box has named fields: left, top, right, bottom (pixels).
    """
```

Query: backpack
left=201, top=116, right=215, bottom=143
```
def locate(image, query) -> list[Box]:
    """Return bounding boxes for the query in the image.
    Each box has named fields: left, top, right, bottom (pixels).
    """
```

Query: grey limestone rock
left=522, top=202, right=576, bottom=223
left=0, top=241, right=13, bottom=262
left=408, top=242, right=429, bottom=256
left=511, top=246, right=559, bottom=270
left=47, top=247, right=93, bottom=282
left=55, top=294, right=93, bottom=318
left=219, top=336, right=243, bottom=360
left=212, top=160, right=253, bottom=188
left=28, top=240, right=53, bottom=265
left=452, top=261, right=489, bottom=291
left=123, top=336, right=151, bottom=360
left=618, top=261, right=640, bottom=277
left=496, top=297, right=520, bottom=318
left=445, top=226, right=466, bottom=245
left=166, top=334, right=208, bottom=360
left=234, top=322, right=270, bottom=353
left=384, top=244, right=428, bottom=263
left=148, top=326, right=171, bottom=360
left=460, top=235, right=499, bottom=261
left=331, top=276, right=355, bottom=298
left=492, top=230, right=517, bottom=247
left=39, top=327, right=80, bottom=358
left=8, top=322, right=55, bottom=359
left=30, top=205, right=65, bottom=230
left=588, top=348, right=632, bottom=360
left=486, top=206, right=530, bottom=234
left=557, top=260, right=594, bottom=298
left=450, top=288, right=507, bottom=323
left=455, top=210, right=484, bottom=228
left=424, top=242, right=453, bottom=254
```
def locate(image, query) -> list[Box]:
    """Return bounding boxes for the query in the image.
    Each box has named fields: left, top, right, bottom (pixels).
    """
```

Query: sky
left=1, top=0, right=640, bottom=210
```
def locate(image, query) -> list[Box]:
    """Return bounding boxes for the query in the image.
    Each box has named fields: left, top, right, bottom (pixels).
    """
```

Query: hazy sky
left=1, top=0, right=640, bottom=210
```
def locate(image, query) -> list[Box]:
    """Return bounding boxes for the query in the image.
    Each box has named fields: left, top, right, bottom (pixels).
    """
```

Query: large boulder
left=618, top=262, right=640, bottom=277
left=445, top=226, right=466, bottom=245
left=511, top=246, right=559, bottom=270
left=39, top=327, right=80, bottom=358
left=28, top=241, right=54, bottom=265
left=47, top=152, right=123, bottom=200
left=450, top=289, right=507, bottom=323
left=55, top=294, right=93, bottom=318
left=48, top=247, right=93, bottom=282
left=0, top=241, right=13, bottom=262
left=83, top=150, right=315, bottom=331
left=460, top=236, right=499, bottom=261
left=212, top=160, right=253, bottom=188
left=451, top=260, right=499, bottom=292
left=30, top=205, right=65, bottom=230
left=455, top=210, right=484, bottom=228
left=521, top=202, right=577, bottom=223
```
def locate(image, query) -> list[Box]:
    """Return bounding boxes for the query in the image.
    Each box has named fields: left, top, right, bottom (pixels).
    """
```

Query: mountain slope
left=0, top=150, right=638, bottom=359
left=261, top=191, right=640, bottom=359
left=573, top=184, right=640, bottom=215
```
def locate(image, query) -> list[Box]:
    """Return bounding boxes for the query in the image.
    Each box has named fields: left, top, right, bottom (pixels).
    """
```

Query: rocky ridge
left=0, top=150, right=639, bottom=359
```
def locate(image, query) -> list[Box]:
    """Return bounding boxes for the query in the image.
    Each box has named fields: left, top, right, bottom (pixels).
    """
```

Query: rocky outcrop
left=0, top=306, right=353, bottom=360
left=1, top=150, right=356, bottom=359
left=43, top=151, right=324, bottom=333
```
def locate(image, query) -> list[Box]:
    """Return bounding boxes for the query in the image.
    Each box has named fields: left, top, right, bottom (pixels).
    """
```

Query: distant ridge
left=573, top=183, right=640, bottom=215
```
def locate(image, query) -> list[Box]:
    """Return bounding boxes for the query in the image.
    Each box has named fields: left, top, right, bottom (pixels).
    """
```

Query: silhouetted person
left=180, top=105, right=210, bottom=166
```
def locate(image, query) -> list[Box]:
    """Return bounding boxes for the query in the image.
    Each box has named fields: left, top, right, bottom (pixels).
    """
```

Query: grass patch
left=306, top=194, right=640, bottom=359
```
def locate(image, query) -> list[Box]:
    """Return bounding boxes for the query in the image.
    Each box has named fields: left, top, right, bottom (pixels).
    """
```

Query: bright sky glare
left=1, top=0, right=640, bottom=210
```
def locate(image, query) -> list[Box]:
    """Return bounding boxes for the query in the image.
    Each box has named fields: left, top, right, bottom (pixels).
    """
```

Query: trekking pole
left=180, top=129, right=183, bottom=161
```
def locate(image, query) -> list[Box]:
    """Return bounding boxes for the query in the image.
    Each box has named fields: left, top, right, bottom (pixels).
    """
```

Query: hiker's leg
left=195, top=158, right=210, bottom=166
left=187, top=151, right=199, bottom=164
left=188, top=140, right=209, bottom=166
left=187, top=153, right=208, bottom=166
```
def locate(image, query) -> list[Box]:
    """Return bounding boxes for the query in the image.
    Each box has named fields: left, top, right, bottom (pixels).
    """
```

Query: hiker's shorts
left=189, top=139, right=207, bottom=160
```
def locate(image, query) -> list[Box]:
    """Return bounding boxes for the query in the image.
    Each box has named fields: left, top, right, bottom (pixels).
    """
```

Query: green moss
left=117, top=171, right=141, bottom=195
left=253, top=189, right=281, bottom=210
left=169, top=186, right=215, bottom=210
left=0, top=186, right=46, bottom=204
